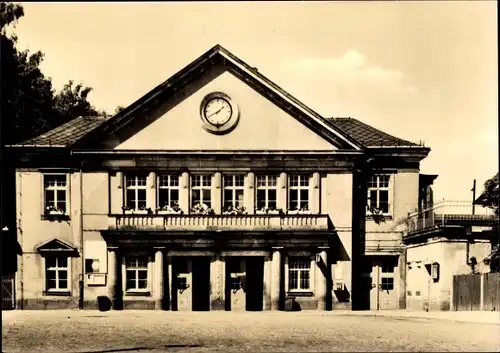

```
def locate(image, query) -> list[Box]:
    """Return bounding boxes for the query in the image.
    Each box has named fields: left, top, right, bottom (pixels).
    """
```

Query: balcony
left=108, top=214, right=330, bottom=232
left=405, top=200, right=497, bottom=236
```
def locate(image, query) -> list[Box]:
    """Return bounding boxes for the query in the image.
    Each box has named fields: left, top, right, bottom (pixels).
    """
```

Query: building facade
left=8, top=45, right=431, bottom=311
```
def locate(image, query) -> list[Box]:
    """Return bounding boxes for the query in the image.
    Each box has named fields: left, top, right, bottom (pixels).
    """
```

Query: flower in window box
left=45, top=205, right=65, bottom=215
left=223, top=205, right=247, bottom=215
left=157, top=202, right=183, bottom=215
left=255, top=207, right=282, bottom=215
left=191, top=202, right=215, bottom=215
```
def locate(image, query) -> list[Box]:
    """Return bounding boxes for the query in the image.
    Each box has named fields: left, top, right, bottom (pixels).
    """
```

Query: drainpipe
left=18, top=172, right=24, bottom=309
left=78, top=168, right=84, bottom=309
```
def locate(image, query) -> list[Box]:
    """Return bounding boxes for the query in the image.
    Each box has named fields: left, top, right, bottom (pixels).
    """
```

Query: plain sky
left=10, top=1, right=498, bottom=202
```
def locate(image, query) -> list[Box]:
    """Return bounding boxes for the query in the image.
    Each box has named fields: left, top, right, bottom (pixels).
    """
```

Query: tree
left=1, top=2, right=107, bottom=144
left=475, top=173, right=500, bottom=272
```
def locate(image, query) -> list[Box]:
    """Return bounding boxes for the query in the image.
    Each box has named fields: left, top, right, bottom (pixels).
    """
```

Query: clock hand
left=206, top=107, right=224, bottom=118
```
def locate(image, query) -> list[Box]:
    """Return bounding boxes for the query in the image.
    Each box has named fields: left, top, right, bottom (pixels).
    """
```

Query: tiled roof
left=15, top=116, right=109, bottom=147
left=326, top=117, right=420, bottom=147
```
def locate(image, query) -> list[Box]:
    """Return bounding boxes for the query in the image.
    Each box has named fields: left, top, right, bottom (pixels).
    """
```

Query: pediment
left=36, top=238, right=77, bottom=254
left=74, top=45, right=362, bottom=152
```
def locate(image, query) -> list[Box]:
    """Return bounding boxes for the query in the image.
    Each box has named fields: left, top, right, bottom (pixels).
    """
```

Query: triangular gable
left=74, top=45, right=363, bottom=151
left=36, top=238, right=77, bottom=253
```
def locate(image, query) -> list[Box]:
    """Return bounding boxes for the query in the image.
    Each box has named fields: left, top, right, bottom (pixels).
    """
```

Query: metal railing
left=406, top=200, right=497, bottom=235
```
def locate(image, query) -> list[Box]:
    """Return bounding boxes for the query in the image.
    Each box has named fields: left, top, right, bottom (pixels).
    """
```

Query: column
left=271, top=248, right=282, bottom=310
left=310, top=172, right=320, bottom=214
left=278, top=172, right=288, bottom=212
left=316, top=250, right=328, bottom=311
left=153, top=248, right=165, bottom=310
left=107, top=248, right=117, bottom=302
left=147, top=172, right=157, bottom=211
left=167, top=255, right=173, bottom=311
left=246, top=172, right=255, bottom=214
left=179, top=172, right=189, bottom=213
left=263, top=255, right=272, bottom=310
left=210, top=253, right=225, bottom=310
left=212, top=172, right=222, bottom=214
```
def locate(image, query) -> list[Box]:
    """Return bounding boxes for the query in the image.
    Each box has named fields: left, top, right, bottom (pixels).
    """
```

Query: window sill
left=286, top=291, right=314, bottom=297
left=41, top=214, right=70, bottom=221
left=125, top=291, right=151, bottom=297
left=43, top=290, right=71, bottom=297
left=365, top=214, right=393, bottom=221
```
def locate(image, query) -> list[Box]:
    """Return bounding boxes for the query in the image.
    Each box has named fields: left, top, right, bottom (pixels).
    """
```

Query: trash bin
left=97, top=296, right=112, bottom=312
left=285, top=296, right=296, bottom=311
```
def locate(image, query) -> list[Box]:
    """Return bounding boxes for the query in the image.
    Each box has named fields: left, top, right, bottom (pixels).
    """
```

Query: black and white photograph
left=1, top=1, right=498, bottom=352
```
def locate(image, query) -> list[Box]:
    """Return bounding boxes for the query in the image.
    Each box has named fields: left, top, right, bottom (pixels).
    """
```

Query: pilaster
left=210, top=253, right=225, bottom=310
left=278, top=172, right=288, bottom=212
left=245, top=172, right=255, bottom=214
left=179, top=172, right=189, bottom=213
left=212, top=172, right=222, bottom=214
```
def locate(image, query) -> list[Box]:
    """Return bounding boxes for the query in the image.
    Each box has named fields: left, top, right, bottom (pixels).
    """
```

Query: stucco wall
left=115, top=69, right=336, bottom=151
left=406, top=238, right=492, bottom=311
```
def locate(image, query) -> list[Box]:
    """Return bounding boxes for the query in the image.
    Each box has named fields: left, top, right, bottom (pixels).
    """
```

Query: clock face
left=203, top=97, right=232, bottom=126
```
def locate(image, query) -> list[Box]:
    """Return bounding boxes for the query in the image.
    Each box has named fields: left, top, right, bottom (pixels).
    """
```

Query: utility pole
left=471, top=179, right=476, bottom=215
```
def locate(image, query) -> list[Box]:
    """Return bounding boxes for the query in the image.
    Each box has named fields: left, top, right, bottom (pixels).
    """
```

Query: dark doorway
left=245, top=257, right=264, bottom=311
left=192, top=257, right=211, bottom=311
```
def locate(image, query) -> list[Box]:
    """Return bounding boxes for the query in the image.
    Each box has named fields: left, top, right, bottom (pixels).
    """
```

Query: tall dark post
left=471, top=179, right=476, bottom=215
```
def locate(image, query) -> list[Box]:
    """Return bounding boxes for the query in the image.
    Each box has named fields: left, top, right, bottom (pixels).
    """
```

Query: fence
left=2, top=274, right=15, bottom=310
left=452, top=273, right=500, bottom=311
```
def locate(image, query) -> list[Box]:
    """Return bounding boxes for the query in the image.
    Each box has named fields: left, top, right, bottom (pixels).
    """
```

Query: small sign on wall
left=87, top=273, right=106, bottom=286
left=84, top=240, right=107, bottom=277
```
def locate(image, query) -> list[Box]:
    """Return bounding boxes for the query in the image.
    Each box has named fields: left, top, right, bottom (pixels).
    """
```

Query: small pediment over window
left=36, top=238, right=78, bottom=256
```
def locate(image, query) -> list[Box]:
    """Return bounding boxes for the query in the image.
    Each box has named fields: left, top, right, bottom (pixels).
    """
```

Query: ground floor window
left=380, top=264, right=395, bottom=290
left=125, top=257, right=149, bottom=291
left=45, top=256, right=69, bottom=292
left=288, top=257, right=311, bottom=291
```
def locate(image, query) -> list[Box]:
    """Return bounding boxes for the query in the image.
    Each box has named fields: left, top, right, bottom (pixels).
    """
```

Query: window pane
left=268, top=200, right=277, bottom=210
left=47, top=280, right=57, bottom=290
left=45, top=190, right=55, bottom=204
left=224, top=176, right=233, bottom=187
left=57, top=190, right=66, bottom=202
left=126, top=190, right=136, bottom=208
left=58, top=271, right=68, bottom=281
left=300, top=190, right=309, bottom=205
left=170, top=189, right=179, bottom=204
left=300, top=270, right=310, bottom=289
left=235, top=190, right=244, bottom=207
left=235, top=175, right=244, bottom=187
left=202, top=175, right=211, bottom=186
left=380, top=175, right=390, bottom=188
left=379, top=190, right=389, bottom=213
left=138, top=270, right=148, bottom=280
left=289, top=270, right=298, bottom=290
left=47, top=270, right=56, bottom=280
left=382, top=265, right=394, bottom=273
left=126, top=270, right=136, bottom=281
left=268, top=189, right=277, bottom=203
left=191, top=189, right=201, bottom=206
left=46, top=257, right=57, bottom=268
left=256, top=176, right=265, bottom=187
left=59, top=280, right=68, bottom=289
left=58, top=257, right=67, bottom=267
left=369, top=190, right=378, bottom=208
left=223, top=190, right=232, bottom=206
left=126, top=279, right=136, bottom=290
left=170, top=176, right=179, bottom=187
left=268, top=176, right=277, bottom=186
left=289, top=175, right=299, bottom=187
left=138, top=279, right=148, bottom=289
left=191, top=175, right=200, bottom=187
left=202, top=190, right=211, bottom=207
left=368, top=176, right=377, bottom=188
left=256, top=190, right=266, bottom=209
left=300, top=176, right=309, bottom=187
left=158, top=189, right=169, bottom=207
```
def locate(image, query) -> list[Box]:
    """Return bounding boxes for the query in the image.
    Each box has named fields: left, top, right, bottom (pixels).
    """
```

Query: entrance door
left=367, top=256, right=399, bottom=310
left=246, top=257, right=264, bottom=311
left=173, top=258, right=192, bottom=311
left=377, top=258, right=398, bottom=310
left=226, top=258, right=246, bottom=311
left=192, top=257, right=211, bottom=311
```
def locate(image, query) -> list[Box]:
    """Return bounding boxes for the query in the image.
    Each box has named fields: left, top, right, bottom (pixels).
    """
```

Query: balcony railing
left=108, top=214, right=330, bottom=231
left=405, top=200, right=497, bottom=235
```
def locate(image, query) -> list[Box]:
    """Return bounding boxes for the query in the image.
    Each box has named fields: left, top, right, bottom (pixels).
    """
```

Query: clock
left=200, top=92, right=240, bottom=134
left=203, top=97, right=232, bottom=126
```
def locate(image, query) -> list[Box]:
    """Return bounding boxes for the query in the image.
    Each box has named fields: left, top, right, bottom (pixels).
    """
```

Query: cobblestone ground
left=2, top=311, right=499, bottom=353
